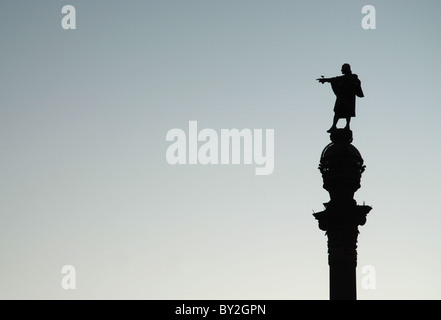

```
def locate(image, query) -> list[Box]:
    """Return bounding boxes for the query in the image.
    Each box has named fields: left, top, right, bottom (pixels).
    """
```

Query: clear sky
left=1, top=0, right=441, bottom=299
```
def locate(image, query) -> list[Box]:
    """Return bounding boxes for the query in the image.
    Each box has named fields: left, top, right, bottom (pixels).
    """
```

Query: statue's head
left=341, top=63, right=352, bottom=75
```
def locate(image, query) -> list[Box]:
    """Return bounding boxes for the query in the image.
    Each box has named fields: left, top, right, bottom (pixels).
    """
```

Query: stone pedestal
left=314, top=129, right=372, bottom=300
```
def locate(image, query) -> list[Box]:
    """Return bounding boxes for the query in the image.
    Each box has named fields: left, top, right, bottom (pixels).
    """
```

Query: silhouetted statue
left=317, top=64, right=364, bottom=133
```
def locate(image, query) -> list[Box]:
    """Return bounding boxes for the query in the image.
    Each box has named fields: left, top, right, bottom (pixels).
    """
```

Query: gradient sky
left=1, top=0, right=441, bottom=299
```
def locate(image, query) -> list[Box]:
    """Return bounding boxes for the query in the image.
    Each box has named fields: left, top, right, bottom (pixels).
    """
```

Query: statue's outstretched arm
left=316, top=76, right=332, bottom=84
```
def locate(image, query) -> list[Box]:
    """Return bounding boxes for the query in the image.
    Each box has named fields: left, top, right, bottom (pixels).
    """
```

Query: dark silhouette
left=313, top=128, right=372, bottom=300
left=317, top=64, right=364, bottom=132
left=313, top=66, right=371, bottom=299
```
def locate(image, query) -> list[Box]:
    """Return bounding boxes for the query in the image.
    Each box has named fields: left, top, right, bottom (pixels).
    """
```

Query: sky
left=1, top=0, right=441, bottom=300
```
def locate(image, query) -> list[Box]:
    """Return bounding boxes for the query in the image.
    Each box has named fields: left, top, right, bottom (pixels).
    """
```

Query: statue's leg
left=344, top=117, right=351, bottom=130
left=327, top=114, right=339, bottom=133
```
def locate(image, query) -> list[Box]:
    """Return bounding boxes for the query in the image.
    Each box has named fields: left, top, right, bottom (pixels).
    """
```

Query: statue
left=317, top=64, right=364, bottom=133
